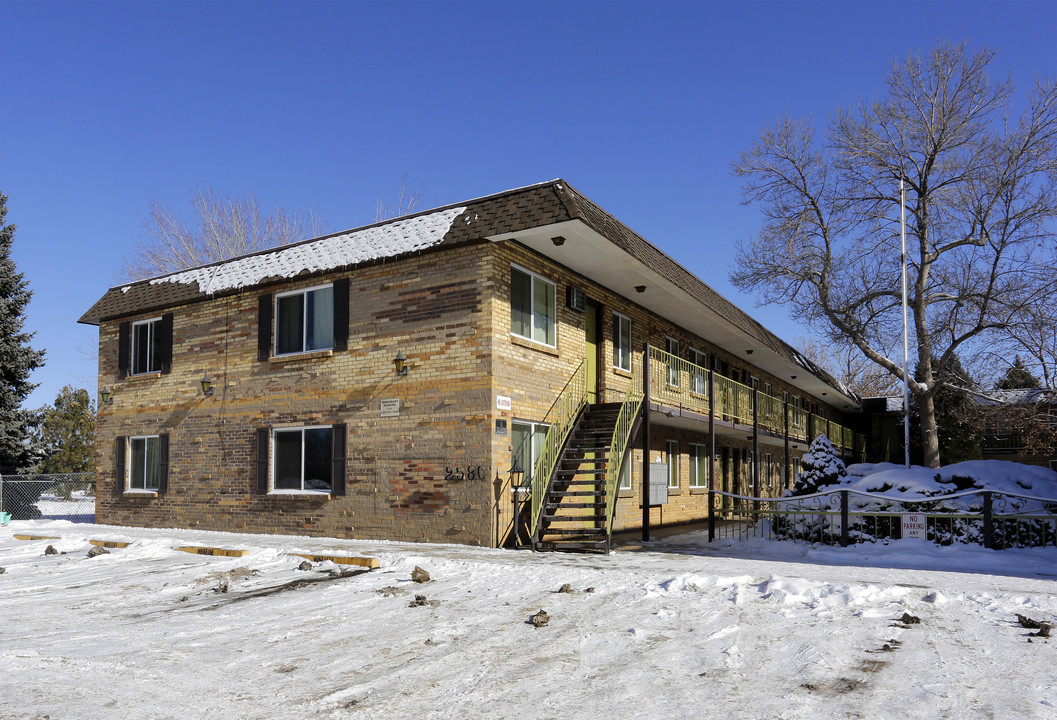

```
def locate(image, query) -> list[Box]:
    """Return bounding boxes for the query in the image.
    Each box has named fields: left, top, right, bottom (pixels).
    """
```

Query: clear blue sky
left=2, top=0, right=1055, bottom=410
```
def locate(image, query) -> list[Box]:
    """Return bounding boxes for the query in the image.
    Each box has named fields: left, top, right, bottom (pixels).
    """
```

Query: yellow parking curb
left=13, top=534, right=61, bottom=541
left=89, top=539, right=131, bottom=549
left=174, top=545, right=249, bottom=557
left=288, top=552, right=379, bottom=569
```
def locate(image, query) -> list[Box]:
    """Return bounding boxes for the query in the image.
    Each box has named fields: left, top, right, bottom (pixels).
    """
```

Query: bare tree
left=119, top=184, right=329, bottom=281
left=375, top=172, right=427, bottom=222
left=795, top=336, right=901, bottom=397
left=732, top=42, right=1057, bottom=467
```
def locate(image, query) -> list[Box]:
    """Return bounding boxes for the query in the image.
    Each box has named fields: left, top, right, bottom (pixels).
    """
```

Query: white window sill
left=124, top=489, right=159, bottom=496
left=125, top=372, right=163, bottom=381
left=267, top=490, right=331, bottom=498
left=269, top=349, right=334, bottom=363
left=510, top=334, right=559, bottom=356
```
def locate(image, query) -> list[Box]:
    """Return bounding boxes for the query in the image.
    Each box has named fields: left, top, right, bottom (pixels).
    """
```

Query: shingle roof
left=80, top=179, right=853, bottom=401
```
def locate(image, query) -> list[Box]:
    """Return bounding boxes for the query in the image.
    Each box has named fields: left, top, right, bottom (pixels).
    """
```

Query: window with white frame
left=666, top=439, right=679, bottom=489
left=131, top=318, right=163, bottom=375
left=666, top=337, right=680, bottom=386
left=129, top=435, right=161, bottom=491
left=765, top=453, right=773, bottom=488
left=689, top=443, right=708, bottom=488
left=510, top=266, right=556, bottom=346
left=275, top=284, right=334, bottom=356
left=689, top=348, right=707, bottom=395
left=512, top=420, right=550, bottom=486
left=619, top=457, right=632, bottom=490
left=793, top=457, right=802, bottom=485
left=273, top=426, right=334, bottom=492
left=612, top=312, right=631, bottom=371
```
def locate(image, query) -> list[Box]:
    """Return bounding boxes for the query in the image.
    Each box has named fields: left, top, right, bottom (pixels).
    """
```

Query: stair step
left=556, top=469, right=607, bottom=476
left=545, top=502, right=605, bottom=509
left=541, top=527, right=607, bottom=536
left=534, top=541, right=608, bottom=553
left=543, top=516, right=606, bottom=524
left=547, top=490, right=605, bottom=497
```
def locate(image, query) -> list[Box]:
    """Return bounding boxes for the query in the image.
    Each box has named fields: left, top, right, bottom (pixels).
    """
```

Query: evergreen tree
left=0, top=193, right=46, bottom=474
left=38, top=386, right=96, bottom=474
left=996, top=356, right=1041, bottom=390
left=909, top=354, right=981, bottom=465
left=791, top=435, right=847, bottom=495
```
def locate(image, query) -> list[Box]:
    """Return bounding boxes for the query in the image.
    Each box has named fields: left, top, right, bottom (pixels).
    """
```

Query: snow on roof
left=149, top=206, right=468, bottom=294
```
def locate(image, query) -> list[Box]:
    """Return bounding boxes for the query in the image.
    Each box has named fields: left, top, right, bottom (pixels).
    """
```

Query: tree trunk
left=917, top=392, right=941, bottom=468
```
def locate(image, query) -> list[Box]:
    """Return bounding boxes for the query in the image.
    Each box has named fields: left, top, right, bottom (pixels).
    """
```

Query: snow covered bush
left=771, top=458, right=1057, bottom=548
left=792, top=435, right=847, bottom=495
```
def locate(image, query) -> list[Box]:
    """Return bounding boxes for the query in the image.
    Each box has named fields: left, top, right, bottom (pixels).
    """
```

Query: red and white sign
left=901, top=513, right=927, bottom=540
left=496, top=395, right=512, bottom=411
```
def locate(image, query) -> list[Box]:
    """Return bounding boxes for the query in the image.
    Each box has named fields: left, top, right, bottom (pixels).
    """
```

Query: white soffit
left=488, top=220, right=860, bottom=410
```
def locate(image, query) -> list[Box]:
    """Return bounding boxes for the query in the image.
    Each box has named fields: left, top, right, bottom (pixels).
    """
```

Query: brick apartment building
left=81, top=180, right=864, bottom=551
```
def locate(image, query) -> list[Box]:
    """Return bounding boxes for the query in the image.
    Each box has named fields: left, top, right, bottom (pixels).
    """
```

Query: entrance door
left=584, top=302, right=600, bottom=403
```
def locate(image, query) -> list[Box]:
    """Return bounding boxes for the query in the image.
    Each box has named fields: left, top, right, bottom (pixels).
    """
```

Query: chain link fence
left=0, top=473, right=95, bottom=523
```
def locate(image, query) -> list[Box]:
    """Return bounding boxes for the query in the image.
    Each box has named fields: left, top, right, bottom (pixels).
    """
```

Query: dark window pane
left=305, top=287, right=334, bottom=351
left=274, top=430, right=302, bottom=490
left=510, top=269, right=530, bottom=338
left=276, top=294, right=305, bottom=355
left=303, top=428, right=332, bottom=491
left=130, top=438, right=146, bottom=489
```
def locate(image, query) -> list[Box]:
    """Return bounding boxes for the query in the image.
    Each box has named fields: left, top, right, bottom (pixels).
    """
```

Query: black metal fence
left=707, top=488, right=1057, bottom=550
left=0, top=473, right=95, bottom=523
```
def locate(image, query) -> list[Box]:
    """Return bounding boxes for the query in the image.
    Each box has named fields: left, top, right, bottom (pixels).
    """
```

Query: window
left=765, top=453, right=773, bottom=489
left=275, top=284, right=335, bottom=356
left=689, top=348, right=707, bottom=394
left=511, top=266, right=556, bottom=346
left=512, top=421, right=551, bottom=485
left=619, top=457, right=632, bottom=490
left=129, top=435, right=161, bottom=490
left=750, top=376, right=760, bottom=410
left=666, top=337, right=680, bottom=386
left=612, top=312, right=632, bottom=371
left=119, top=314, right=173, bottom=377
left=666, top=440, right=679, bottom=489
left=689, top=443, right=708, bottom=488
left=118, top=434, right=168, bottom=493
left=273, top=426, right=334, bottom=492
left=793, top=457, right=802, bottom=484
left=132, top=318, right=161, bottom=374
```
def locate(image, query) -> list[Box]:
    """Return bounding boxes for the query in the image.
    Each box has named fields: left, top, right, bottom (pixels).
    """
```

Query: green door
left=585, top=302, right=600, bottom=403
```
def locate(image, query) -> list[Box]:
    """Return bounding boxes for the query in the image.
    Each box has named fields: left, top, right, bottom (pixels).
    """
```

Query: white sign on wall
left=496, top=395, right=512, bottom=411
left=380, top=398, right=401, bottom=417
left=901, top=513, right=927, bottom=540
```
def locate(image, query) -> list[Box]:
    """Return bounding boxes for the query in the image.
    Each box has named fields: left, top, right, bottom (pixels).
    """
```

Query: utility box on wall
left=649, top=463, right=669, bottom=506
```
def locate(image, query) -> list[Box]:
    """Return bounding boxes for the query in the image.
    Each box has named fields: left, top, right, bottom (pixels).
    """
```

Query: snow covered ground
left=2, top=518, right=1055, bottom=720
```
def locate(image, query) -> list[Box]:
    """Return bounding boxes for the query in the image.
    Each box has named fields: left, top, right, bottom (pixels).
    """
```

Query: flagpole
left=900, top=177, right=911, bottom=468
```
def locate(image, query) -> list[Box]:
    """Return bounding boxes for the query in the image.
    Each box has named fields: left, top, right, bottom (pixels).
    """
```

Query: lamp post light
left=509, top=456, right=525, bottom=548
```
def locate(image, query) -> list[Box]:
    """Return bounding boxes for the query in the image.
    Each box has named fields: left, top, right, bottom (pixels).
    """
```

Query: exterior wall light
left=393, top=351, right=408, bottom=376
left=201, top=372, right=214, bottom=397
left=635, top=285, right=646, bottom=293
left=746, top=349, right=754, bottom=355
left=100, top=387, right=113, bottom=405
left=551, top=236, right=566, bottom=246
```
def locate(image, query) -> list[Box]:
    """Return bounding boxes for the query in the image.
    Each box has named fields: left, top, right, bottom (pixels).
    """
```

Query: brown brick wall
left=94, top=238, right=846, bottom=546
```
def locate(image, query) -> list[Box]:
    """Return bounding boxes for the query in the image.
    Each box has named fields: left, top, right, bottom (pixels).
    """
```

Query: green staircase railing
left=605, top=353, right=645, bottom=535
left=530, top=361, right=588, bottom=536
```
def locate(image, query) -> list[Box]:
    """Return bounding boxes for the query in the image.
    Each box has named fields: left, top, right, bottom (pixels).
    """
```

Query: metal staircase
left=532, top=403, right=622, bottom=553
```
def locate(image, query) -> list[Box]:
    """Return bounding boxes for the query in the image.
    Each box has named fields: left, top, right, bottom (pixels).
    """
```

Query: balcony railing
left=646, top=346, right=864, bottom=452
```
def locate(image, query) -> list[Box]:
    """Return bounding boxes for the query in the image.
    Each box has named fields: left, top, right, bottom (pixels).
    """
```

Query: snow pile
left=150, top=206, right=467, bottom=294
